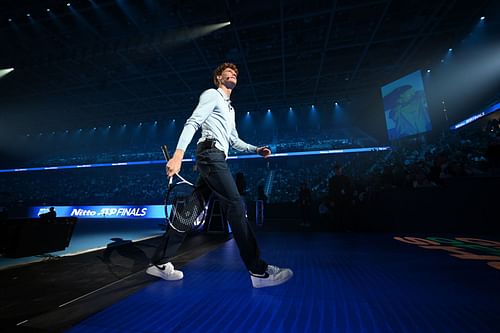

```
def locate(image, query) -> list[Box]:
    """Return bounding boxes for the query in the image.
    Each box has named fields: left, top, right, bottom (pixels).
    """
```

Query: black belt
left=198, top=139, right=217, bottom=150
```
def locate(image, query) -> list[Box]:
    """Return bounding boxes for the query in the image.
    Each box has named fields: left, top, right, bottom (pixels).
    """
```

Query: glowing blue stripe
left=229, top=147, right=391, bottom=159
left=451, top=102, right=500, bottom=130
left=0, top=146, right=391, bottom=173
left=0, top=160, right=166, bottom=173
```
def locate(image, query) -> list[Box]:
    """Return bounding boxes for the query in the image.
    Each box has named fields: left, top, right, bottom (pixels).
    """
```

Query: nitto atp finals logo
left=32, top=205, right=165, bottom=219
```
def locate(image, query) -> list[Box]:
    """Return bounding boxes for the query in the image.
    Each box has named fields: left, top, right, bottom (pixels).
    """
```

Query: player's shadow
left=97, top=238, right=151, bottom=277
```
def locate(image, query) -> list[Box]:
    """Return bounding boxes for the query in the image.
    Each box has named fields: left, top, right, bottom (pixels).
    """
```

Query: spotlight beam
left=0, top=68, right=14, bottom=79
left=165, top=22, right=231, bottom=45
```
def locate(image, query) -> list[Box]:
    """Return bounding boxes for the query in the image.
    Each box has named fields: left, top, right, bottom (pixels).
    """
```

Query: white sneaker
left=146, top=262, right=183, bottom=281
left=250, top=265, right=293, bottom=288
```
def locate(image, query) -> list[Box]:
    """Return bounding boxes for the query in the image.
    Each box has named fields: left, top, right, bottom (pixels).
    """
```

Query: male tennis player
left=147, top=63, right=293, bottom=288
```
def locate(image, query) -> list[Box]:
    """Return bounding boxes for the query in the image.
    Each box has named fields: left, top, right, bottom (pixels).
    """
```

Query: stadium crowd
left=1, top=117, right=499, bottom=223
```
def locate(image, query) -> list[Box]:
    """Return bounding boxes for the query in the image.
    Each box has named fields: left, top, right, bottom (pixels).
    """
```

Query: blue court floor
left=65, top=232, right=500, bottom=333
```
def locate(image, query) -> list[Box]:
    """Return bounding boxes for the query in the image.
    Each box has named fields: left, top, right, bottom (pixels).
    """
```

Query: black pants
left=151, top=144, right=268, bottom=274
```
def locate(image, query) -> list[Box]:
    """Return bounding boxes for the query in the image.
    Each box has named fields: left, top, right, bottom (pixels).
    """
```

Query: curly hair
left=212, top=62, right=239, bottom=87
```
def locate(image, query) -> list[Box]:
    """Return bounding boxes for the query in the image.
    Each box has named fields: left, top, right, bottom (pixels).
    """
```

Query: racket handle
left=161, top=144, right=171, bottom=161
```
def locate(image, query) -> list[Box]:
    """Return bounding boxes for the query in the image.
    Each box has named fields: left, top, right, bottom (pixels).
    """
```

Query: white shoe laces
left=266, top=265, right=279, bottom=275
left=161, top=262, right=174, bottom=274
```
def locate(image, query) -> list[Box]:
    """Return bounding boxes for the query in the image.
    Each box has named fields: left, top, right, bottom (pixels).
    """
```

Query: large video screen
left=381, top=70, right=432, bottom=140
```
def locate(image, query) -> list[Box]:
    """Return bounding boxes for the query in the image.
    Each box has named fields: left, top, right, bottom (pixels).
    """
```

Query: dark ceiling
left=0, top=0, right=497, bottom=134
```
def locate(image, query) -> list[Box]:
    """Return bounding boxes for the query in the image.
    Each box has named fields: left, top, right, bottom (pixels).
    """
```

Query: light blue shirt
left=176, top=88, right=257, bottom=157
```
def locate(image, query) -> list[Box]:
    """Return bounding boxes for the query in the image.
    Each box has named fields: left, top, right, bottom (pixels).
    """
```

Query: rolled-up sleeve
left=176, top=89, right=217, bottom=152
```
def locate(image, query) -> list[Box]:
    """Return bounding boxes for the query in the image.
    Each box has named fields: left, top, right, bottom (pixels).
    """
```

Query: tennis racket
left=161, top=145, right=206, bottom=233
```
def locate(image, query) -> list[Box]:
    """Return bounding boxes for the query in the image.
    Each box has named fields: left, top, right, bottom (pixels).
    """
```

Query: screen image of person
left=382, top=70, right=432, bottom=140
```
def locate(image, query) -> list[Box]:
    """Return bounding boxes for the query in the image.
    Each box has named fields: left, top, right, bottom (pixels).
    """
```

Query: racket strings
left=166, top=183, right=205, bottom=232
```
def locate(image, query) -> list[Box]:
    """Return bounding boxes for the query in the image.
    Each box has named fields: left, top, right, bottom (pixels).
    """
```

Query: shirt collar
left=217, top=88, right=231, bottom=102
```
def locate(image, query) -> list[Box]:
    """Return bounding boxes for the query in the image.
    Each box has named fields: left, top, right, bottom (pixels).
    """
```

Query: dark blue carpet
left=66, top=233, right=500, bottom=333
